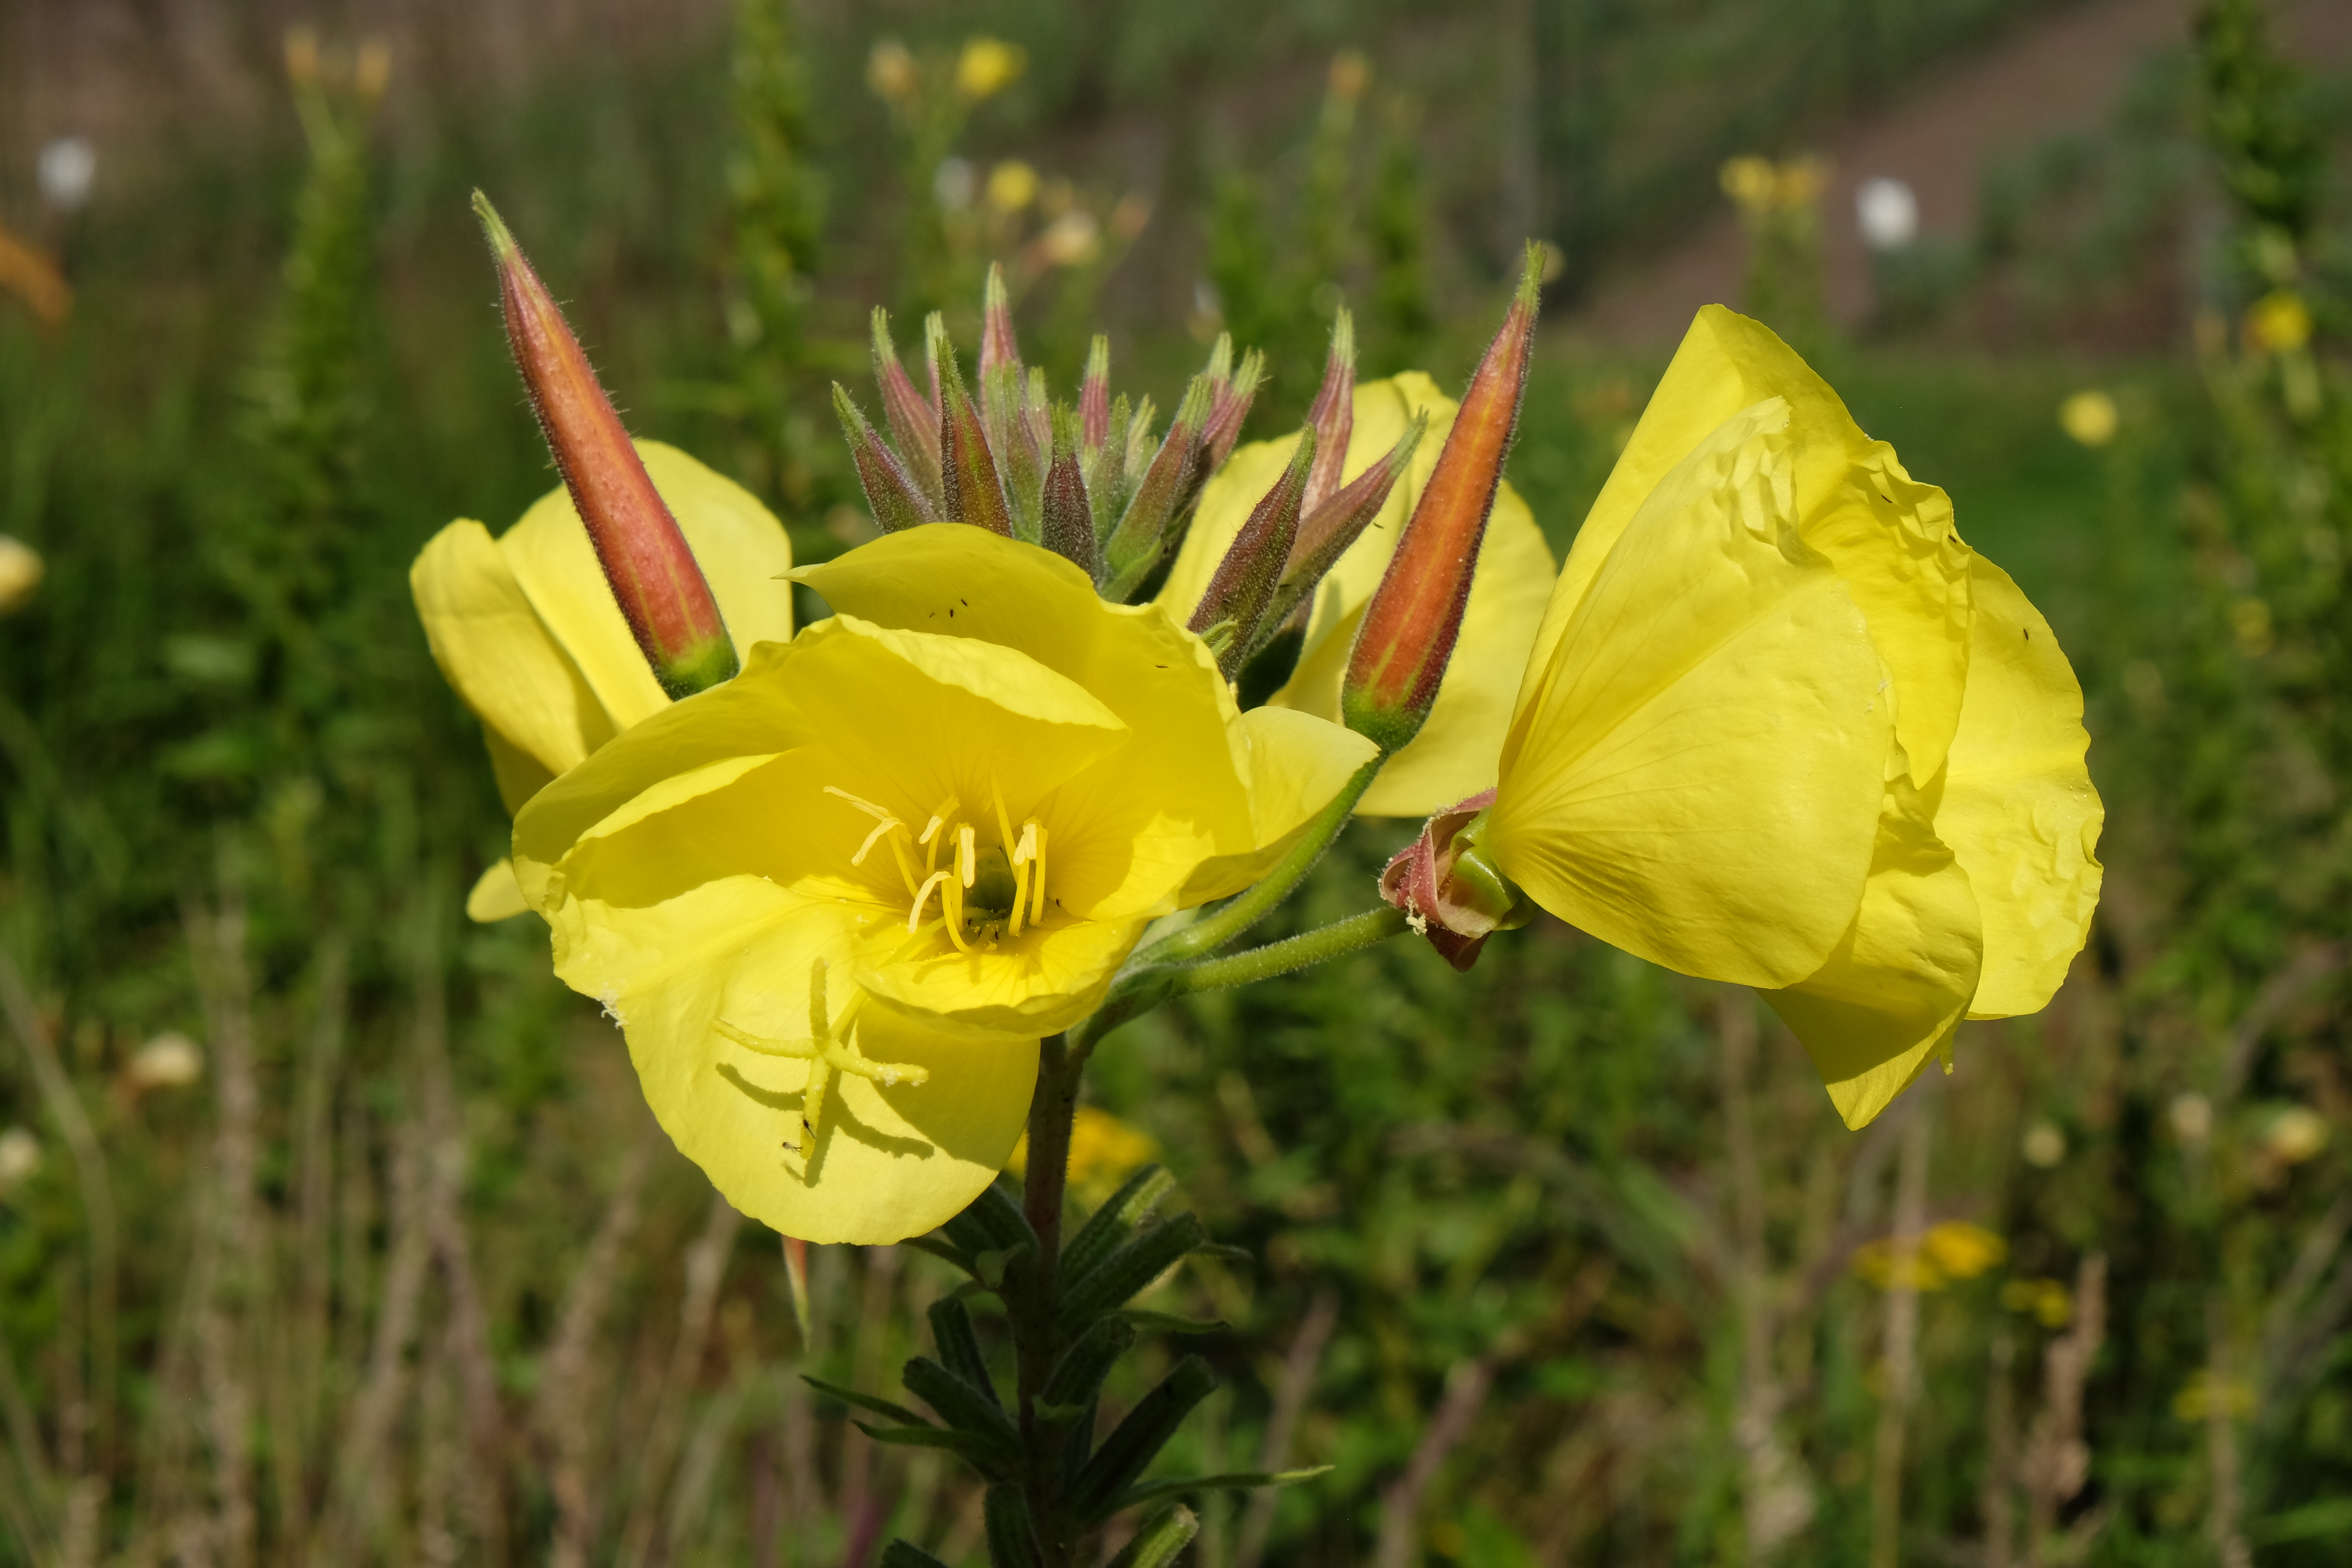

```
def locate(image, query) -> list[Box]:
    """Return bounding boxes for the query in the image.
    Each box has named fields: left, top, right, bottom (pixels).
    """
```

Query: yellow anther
left=918, top=794, right=960, bottom=845
left=824, top=784, right=896, bottom=821
left=957, top=824, right=977, bottom=887
left=1012, top=820, right=1038, bottom=866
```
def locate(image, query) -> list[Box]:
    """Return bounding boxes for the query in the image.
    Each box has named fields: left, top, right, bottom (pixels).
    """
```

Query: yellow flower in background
left=955, top=37, right=1025, bottom=103
left=1487, top=306, right=2103, bottom=1129
left=1852, top=1221, right=2007, bottom=1290
left=1008, top=1105, right=1160, bottom=1205
left=511, top=525, right=1373, bottom=1243
left=2001, top=1276, right=2072, bottom=1327
left=0, top=534, right=43, bottom=615
left=2244, top=289, right=2313, bottom=355
left=986, top=159, right=1039, bottom=214
left=410, top=441, right=793, bottom=921
left=1160, top=373, right=1556, bottom=817
left=2058, top=390, right=2119, bottom=448
left=866, top=39, right=919, bottom=110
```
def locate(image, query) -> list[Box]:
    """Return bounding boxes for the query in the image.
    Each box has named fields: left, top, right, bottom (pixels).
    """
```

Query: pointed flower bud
left=1079, top=334, right=1112, bottom=461
left=1378, top=790, right=1536, bottom=971
left=933, top=320, right=1017, bottom=539
left=1300, top=310, right=1357, bottom=515
left=1187, top=429, right=1315, bottom=675
left=1100, top=374, right=1212, bottom=600
left=1041, top=406, right=1099, bottom=578
left=1201, top=346, right=1266, bottom=476
left=473, top=191, right=738, bottom=698
left=833, top=384, right=938, bottom=534
left=871, top=308, right=943, bottom=506
left=978, top=261, right=1022, bottom=381
left=1260, top=410, right=1428, bottom=637
left=1341, top=245, right=1540, bottom=753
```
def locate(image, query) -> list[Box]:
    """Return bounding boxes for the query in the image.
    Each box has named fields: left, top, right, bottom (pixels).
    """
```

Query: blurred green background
left=3, top=0, right=2352, bottom=1563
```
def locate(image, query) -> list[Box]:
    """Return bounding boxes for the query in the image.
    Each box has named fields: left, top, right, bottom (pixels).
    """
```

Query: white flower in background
left=933, top=156, right=976, bottom=211
left=2265, top=1105, right=2329, bottom=1165
left=2169, top=1092, right=2215, bottom=1146
left=0, top=535, right=43, bottom=615
left=2021, top=1122, right=2066, bottom=1168
left=38, top=136, right=97, bottom=211
left=0, top=1127, right=40, bottom=1195
left=127, top=1031, right=206, bottom=1090
left=1855, top=175, right=1918, bottom=252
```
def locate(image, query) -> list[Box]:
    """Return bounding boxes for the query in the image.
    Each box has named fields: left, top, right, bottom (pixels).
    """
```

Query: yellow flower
left=1487, top=306, right=2103, bottom=1128
left=2058, top=390, right=2119, bottom=448
left=955, top=37, right=1025, bottom=103
left=2244, top=289, right=2313, bottom=355
left=510, top=523, right=1373, bottom=1243
left=410, top=441, right=794, bottom=919
left=1159, top=373, right=1556, bottom=817
left=1851, top=1221, right=2006, bottom=1291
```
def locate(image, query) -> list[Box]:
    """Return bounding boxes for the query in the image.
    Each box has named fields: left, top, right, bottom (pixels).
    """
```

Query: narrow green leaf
left=879, top=1542, right=953, bottom=1568
left=927, top=1297, right=1000, bottom=1409
left=1061, top=1164, right=1176, bottom=1282
left=1102, top=1504, right=1199, bottom=1568
left=1109, top=1466, right=1333, bottom=1514
left=1060, top=1213, right=1208, bottom=1334
left=904, top=1356, right=1017, bottom=1444
left=1115, top=1309, right=1230, bottom=1335
left=1043, top=1315, right=1139, bottom=1413
left=901, top=1235, right=976, bottom=1276
left=852, top=1421, right=1009, bottom=1470
left=801, top=1375, right=929, bottom=1428
left=1070, top=1357, right=1221, bottom=1524
left=984, top=1483, right=1041, bottom=1568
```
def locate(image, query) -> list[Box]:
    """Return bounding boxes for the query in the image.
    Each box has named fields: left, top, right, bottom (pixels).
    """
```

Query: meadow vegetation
left=2, top=0, right=2351, bottom=1563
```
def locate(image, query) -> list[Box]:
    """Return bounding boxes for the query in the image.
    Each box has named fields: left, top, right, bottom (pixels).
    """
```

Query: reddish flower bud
left=1378, top=790, right=1536, bottom=970
left=473, top=191, right=737, bottom=698
left=932, top=319, right=1017, bottom=539
left=1299, top=309, right=1357, bottom=516
left=1187, top=429, right=1316, bottom=673
left=1341, top=247, right=1541, bottom=753
left=833, top=384, right=938, bottom=534
left=871, top=308, right=943, bottom=506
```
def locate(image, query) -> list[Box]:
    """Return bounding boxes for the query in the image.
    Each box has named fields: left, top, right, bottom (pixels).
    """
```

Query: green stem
left=1131, top=757, right=1382, bottom=969
left=1165, top=906, right=1409, bottom=994
left=1071, top=905, right=1410, bottom=1062
left=1016, top=1033, right=1081, bottom=1568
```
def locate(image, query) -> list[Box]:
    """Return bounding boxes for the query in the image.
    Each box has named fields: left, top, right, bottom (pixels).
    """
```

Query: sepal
left=1379, top=792, right=1537, bottom=970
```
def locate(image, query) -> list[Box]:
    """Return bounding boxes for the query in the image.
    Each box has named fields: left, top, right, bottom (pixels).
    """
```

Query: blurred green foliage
left=1, top=1, right=2351, bottom=1565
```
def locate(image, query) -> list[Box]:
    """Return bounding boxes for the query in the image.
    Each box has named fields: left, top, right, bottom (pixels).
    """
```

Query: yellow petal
left=410, top=518, right=615, bottom=784
left=1942, top=558, right=2104, bottom=1017
left=465, top=858, right=530, bottom=923
left=1487, top=398, right=1891, bottom=989
left=570, top=870, right=1033, bottom=1245
left=1176, top=704, right=1380, bottom=906
left=1764, top=777, right=1984, bottom=1128
left=1516, top=306, right=1969, bottom=786
left=500, top=441, right=794, bottom=732
left=858, top=914, right=1151, bottom=1038
left=801, top=525, right=1342, bottom=919
left=1160, top=374, right=1556, bottom=816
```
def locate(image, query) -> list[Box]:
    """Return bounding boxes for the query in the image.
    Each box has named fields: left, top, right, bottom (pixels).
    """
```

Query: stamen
left=1007, top=819, right=1039, bottom=937
left=918, top=794, right=960, bottom=844
left=908, top=869, right=953, bottom=932
left=941, top=876, right=975, bottom=954
left=850, top=818, right=901, bottom=867
left=885, top=833, right=922, bottom=897
left=990, top=780, right=1018, bottom=860
left=957, top=824, right=977, bottom=888
left=824, top=784, right=896, bottom=822
left=1028, top=824, right=1048, bottom=926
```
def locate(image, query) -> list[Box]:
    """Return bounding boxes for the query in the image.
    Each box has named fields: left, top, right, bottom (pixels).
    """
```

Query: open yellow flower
left=1488, top=306, right=2102, bottom=1127
left=510, top=523, right=1374, bottom=1242
left=410, top=441, right=793, bottom=919
left=1159, top=373, right=1556, bottom=817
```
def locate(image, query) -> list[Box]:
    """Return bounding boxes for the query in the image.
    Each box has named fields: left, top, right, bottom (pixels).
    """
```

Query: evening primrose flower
left=1161, top=372, right=1554, bottom=816
left=511, top=523, right=1374, bottom=1242
left=410, top=441, right=792, bottom=919
left=1485, top=305, right=2102, bottom=1128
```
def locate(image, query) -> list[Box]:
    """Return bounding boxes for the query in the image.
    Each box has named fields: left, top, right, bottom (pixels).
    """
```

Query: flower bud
left=472, top=192, right=738, bottom=698
left=1378, top=790, right=1536, bottom=970
left=1342, top=245, right=1541, bottom=753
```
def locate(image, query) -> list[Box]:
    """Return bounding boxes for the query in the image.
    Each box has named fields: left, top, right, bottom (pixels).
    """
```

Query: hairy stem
left=1017, top=1034, right=1080, bottom=1568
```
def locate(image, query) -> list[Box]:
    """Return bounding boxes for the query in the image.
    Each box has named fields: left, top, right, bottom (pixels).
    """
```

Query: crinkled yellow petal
left=1764, top=777, right=1984, bottom=1129
left=501, top=441, right=794, bottom=732
left=1514, top=306, right=1969, bottom=787
left=410, top=518, right=615, bottom=786
left=465, top=858, right=530, bottom=923
left=1487, top=400, right=1891, bottom=989
left=1161, top=374, right=1556, bottom=817
left=1942, top=558, right=2104, bottom=1017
